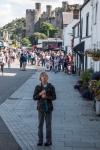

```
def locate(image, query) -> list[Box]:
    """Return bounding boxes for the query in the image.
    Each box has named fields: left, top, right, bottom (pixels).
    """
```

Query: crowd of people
left=17, top=49, right=73, bottom=73
left=0, top=48, right=16, bottom=75
left=0, top=47, right=74, bottom=75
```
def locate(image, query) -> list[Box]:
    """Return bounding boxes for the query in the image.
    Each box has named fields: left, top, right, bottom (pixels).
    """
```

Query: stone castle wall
left=26, top=1, right=80, bottom=37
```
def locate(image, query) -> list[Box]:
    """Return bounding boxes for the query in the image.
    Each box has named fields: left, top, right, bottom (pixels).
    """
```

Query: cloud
left=7, top=0, right=83, bottom=6
left=0, top=4, right=16, bottom=27
left=6, top=0, right=34, bottom=5
left=0, top=4, right=25, bottom=27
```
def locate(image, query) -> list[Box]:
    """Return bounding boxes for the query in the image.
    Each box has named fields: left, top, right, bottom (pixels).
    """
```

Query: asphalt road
left=0, top=59, right=37, bottom=150
left=0, top=60, right=37, bottom=105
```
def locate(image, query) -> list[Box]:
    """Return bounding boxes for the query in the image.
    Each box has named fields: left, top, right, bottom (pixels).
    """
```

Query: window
left=85, top=55, right=87, bottom=70
left=73, top=28, right=75, bottom=38
left=77, top=24, right=79, bottom=37
left=80, top=18, right=83, bottom=38
left=93, top=2, right=98, bottom=24
left=95, top=2, right=98, bottom=24
left=86, top=12, right=89, bottom=36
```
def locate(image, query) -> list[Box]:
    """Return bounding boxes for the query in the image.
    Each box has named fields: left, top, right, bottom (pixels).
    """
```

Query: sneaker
left=37, top=140, right=43, bottom=146
left=44, top=140, right=52, bottom=146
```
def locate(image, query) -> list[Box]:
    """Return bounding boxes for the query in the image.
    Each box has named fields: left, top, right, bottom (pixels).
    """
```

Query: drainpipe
left=80, top=10, right=81, bottom=43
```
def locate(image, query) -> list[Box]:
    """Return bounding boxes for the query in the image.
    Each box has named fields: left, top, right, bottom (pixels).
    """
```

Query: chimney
left=73, top=9, right=79, bottom=19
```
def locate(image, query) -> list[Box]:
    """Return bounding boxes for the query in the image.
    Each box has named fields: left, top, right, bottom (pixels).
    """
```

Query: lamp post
left=14, top=23, right=16, bottom=47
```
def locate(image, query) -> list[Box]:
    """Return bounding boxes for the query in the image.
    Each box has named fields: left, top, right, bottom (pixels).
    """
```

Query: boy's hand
left=41, top=93, right=46, bottom=99
left=39, top=90, right=46, bottom=96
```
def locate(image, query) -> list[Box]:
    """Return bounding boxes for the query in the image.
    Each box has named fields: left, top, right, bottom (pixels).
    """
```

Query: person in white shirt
left=54, top=56, right=59, bottom=73
left=31, top=51, right=35, bottom=65
left=0, top=52, right=5, bottom=75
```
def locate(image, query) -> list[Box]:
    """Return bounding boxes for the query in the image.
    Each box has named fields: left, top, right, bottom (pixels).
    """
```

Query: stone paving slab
left=0, top=68, right=100, bottom=149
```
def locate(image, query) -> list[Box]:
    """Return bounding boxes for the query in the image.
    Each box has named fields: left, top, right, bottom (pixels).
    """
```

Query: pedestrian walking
left=54, top=56, right=59, bottom=73
left=7, top=58, right=11, bottom=68
left=33, top=72, right=56, bottom=146
left=19, top=54, right=24, bottom=71
left=23, top=54, right=27, bottom=71
left=0, top=53, right=5, bottom=75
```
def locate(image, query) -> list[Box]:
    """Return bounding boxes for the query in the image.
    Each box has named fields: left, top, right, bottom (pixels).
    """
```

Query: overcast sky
left=0, top=0, right=84, bottom=27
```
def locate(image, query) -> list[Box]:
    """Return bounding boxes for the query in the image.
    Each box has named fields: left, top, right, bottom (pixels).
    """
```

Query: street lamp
left=14, top=18, right=17, bottom=48
left=14, top=23, right=16, bottom=47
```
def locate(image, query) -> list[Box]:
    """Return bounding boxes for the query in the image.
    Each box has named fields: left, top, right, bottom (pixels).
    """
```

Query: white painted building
left=72, top=21, right=80, bottom=47
left=63, top=19, right=79, bottom=54
left=91, top=0, right=100, bottom=71
left=81, top=0, right=92, bottom=70
left=72, top=0, right=93, bottom=74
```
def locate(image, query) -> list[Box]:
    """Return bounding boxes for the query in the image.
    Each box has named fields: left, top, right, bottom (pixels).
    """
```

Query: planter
left=87, top=54, right=92, bottom=57
left=96, top=100, right=100, bottom=115
left=92, top=57, right=100, bottom=61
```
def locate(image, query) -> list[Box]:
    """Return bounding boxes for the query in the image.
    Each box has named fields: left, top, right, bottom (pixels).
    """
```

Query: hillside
left=3, top=18, right=26, bottom=40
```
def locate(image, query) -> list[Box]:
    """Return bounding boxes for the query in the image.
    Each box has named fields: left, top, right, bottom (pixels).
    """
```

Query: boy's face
left=41, top=74, right=48, bottom=82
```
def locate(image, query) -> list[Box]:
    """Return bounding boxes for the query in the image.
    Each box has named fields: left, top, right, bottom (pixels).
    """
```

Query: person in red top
left=65, top=55, right=69, bottom=74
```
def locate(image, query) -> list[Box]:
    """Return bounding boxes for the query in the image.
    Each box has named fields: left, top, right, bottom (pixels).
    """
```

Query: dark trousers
left=31, top=58, right=35, bottom=65
left=1, top=64, right=4, bottom=73
left=38, top=111, right=52, bottom=140
left=42, top=59, right=45, bottom=67
left=20, top=61, right=23, bottom=68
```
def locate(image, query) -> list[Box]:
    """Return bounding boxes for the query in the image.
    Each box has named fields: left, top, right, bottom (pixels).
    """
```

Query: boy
left=33, top=72, right=56, bottom=146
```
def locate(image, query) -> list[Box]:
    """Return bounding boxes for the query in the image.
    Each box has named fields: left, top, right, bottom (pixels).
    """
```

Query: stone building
left=26, top=1, right=80, bottom=38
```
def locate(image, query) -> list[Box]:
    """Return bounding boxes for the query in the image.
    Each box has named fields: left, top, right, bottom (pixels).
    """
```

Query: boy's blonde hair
left=39, top=72, right=49, bottom=81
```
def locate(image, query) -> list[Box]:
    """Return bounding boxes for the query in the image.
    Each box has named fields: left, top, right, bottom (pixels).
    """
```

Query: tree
left=29, top=32, right=47, bottom=45
left=21, top=37, right=31, bottom=46
left=40, top=22, right=58, bottom=38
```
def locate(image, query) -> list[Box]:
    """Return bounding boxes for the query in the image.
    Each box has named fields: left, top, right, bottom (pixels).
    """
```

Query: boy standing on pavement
left=33, top=72, right=56, bottom=146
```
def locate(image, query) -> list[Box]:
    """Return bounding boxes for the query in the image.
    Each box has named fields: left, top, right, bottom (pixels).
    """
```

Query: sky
left=0, top=0, right=84, bottom=27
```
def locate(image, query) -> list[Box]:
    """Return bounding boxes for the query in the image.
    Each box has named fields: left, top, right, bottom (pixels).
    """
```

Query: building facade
left=72, top=0, right=92, bottom=74
left=91, top=0, right=100, bottom=72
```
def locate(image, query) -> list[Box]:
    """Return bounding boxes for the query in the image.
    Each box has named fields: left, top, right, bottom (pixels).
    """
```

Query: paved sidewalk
left=0, top=69, right=100, bottom=150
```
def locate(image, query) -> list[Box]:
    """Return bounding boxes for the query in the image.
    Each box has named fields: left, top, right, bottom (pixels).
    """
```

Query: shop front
left=73, top=41, right=85, bottom=75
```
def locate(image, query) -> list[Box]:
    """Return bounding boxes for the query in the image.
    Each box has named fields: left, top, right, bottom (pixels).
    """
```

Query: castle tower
left=26, top=9, right=35, bottom=37
left=62, top=1, right=68, bottom=11
left=46, top=5, right=52, bottom=17
left=35, top=3, right=41, bottom=17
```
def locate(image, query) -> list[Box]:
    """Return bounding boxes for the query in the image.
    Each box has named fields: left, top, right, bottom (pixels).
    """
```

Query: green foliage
left=80, top=69, right=94, bottom=82
left=49, top=28, right=58, bottom=38
left=3, top=18, right=26, bottom=42
left=85, top=49, right=100, bottom=57
left=21, top=37, right=31, bottom=46
left=40, top=22, right=58, bottom=37
left=92, top=49, right=100, bottom=57
left=29, top=32, right=47, bottom=45
left=85, top=50, right=92, bottom=55
left=79, top=82, right=88, bottom=93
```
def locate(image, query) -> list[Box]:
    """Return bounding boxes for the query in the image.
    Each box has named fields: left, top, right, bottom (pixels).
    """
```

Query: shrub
left=91, top=72, right=100, bottom=80
left=82, top=89, right=90, bottom=98
left=74, top=85, right=81, bottom=90
left=80, top=69, right=94, bottom=82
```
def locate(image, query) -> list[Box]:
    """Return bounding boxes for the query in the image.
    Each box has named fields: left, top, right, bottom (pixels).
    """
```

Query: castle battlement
left=26, top=9, right=35, bottom=13
left=26, top=1, right=81, bottom=37
left=26, top=9, right=40, bottom=15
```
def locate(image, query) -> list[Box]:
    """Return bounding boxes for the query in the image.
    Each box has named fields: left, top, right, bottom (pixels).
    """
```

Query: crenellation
left=25, top=1, right=81, bottom=37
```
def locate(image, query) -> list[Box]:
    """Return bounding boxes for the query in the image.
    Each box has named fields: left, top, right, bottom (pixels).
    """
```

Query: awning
left=73, top=41, right=84, bottom=57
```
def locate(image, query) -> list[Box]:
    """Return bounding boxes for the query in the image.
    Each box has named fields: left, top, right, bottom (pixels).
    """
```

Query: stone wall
left=25, top=1, right=81, bottom=38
